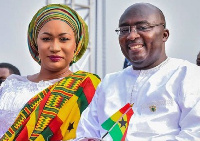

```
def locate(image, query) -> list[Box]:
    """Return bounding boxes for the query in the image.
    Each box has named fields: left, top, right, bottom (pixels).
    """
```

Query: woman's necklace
left=33, top=69, right=72, bottom=82
left=53, top=69, right=72, bottom=79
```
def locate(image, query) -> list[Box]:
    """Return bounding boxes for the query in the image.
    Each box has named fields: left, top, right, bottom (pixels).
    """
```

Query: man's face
left=0, top=68, right=11, bottom=85
left=118, top=4, right=169, bottom=70
left=197, top=52, right=200, bottom=66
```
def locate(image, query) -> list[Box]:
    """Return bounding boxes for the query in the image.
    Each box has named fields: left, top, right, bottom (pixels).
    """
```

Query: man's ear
left=163, top=29, right=169, bottom=42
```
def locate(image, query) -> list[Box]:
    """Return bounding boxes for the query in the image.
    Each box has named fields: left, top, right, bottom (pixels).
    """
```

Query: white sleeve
left=175, top=73, right=200, bottom=140
left=0, top=85, right=2, bottom=96
left=76, top=86, right=101, bottom=138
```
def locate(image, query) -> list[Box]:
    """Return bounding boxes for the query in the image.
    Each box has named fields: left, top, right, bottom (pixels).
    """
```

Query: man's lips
left=128, top=44, right=144, bottom=52
left=49, top=55, right=63, bottom=62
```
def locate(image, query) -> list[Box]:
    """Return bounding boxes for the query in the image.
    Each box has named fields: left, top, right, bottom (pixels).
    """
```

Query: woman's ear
left=74, top=44, right=77, bottom=53
left=163, top=28, right=169, bottom=42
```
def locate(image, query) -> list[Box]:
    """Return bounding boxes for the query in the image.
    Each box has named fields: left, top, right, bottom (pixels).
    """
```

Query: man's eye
left=120, top=28, right=129, bottom=33
left=137, top=25, right=150, bottom=31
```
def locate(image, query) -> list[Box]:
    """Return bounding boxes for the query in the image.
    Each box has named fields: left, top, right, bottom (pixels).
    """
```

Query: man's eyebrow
left=134, top=21, right=150, bottom=25
left=119, top=20, right=150, bottom=27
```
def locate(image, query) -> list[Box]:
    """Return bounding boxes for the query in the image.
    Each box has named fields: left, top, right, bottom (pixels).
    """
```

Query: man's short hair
left=0, top=63, right=21, bottom=75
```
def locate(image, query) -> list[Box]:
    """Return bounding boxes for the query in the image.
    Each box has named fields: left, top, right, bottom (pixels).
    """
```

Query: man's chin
left=130, top=58, right=146, bottom=64
left=130, top=59, right=148, bottom=70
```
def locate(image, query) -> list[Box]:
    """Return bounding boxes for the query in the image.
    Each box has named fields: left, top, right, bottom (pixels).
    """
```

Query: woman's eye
left=42, top=37, right=51, bottom=41
left=60, top=37, right=69, bottom=42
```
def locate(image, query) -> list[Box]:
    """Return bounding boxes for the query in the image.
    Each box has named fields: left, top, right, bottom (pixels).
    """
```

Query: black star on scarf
left=67, top=122, right=74, bottom=132
left=119, top=117, right=127, bottom=128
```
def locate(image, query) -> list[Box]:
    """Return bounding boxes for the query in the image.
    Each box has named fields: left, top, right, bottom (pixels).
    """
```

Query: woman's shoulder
left=74, top=70, right=101, bottom=80
left=72, top=71, right=101, bottom=88
left=0, top=75, right=29, bottom=101
left=0, top=74, right=28, bottom=93
left=6, top=74, right=27, bottom=81
left=1, top=74, right=28, bottom=87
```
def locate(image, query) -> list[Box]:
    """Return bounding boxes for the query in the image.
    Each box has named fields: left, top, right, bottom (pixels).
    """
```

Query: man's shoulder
left=178, top=58, right=199, bottom=70
left=168, top=58, right=199, bottom=70
left=105, top=67, right=130, bottom=78
left=168, top=58, right=200, bottom=79
left=102, top=67, right=132, bottom=84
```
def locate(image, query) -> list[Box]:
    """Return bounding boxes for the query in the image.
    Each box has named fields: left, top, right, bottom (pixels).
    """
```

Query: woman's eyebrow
left=41, top=32, right=72, bottom=36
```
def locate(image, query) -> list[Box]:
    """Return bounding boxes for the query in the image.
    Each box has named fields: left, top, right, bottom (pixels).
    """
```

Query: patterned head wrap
left=28, top=4, right=89, bottom=65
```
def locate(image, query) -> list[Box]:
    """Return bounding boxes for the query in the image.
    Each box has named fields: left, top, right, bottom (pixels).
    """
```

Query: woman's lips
left=49, top=55, right=63, bottom=62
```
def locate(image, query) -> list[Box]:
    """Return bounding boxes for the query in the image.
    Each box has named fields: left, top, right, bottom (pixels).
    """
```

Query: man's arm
left=76, top=88, right=101, bottom=139
left=175, top=83, right=200, bottom=140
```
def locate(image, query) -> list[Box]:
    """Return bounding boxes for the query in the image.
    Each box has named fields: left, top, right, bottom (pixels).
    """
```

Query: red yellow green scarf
left=1, top=71, right=100, bottom=141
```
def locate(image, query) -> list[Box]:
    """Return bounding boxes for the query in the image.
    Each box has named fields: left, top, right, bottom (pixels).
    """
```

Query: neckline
left=131, top=57, right=171, bottom=74
left=26, top=69, right=77, bottom=83
left=25, top=75, right=64, bottom=84
left=26, top=70, right=84, bottom=84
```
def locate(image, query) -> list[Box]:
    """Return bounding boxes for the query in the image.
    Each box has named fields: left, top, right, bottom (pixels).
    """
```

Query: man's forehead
left=125, top=3, right=159, bottom=14
left=0, top=68, right=10, bottom=75
left=119, top=4, right=161, bottom=24
left=119, top=13, right=159, bottom=26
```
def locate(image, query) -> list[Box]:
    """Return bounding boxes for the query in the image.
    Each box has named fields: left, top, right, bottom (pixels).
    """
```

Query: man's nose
left=127, top=27, right=140, bottom=40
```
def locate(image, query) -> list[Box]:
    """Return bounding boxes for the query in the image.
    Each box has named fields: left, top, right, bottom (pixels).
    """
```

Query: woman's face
left=37, top=20, right=76, bottom=72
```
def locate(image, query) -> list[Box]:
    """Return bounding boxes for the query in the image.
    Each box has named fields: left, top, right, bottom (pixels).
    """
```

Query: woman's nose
left=49, top=41, right=61, bottom=52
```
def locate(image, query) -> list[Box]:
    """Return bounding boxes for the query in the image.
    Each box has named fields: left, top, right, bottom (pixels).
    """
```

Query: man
left=197, top=51, right=200, bottom=66
left=76, top=3, right=200, bottom=140
left=0, top=63, right=20, bottom=85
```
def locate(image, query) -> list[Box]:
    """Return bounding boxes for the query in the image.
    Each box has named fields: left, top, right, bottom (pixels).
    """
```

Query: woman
left=0, top=4, right=100, bottom=141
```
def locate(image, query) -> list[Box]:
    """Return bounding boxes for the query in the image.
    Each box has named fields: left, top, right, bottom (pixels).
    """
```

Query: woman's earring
left=38, top=56, right=41, bottom=63
left=73, top=55, right=76, bottom=62
left=73, top=49, right=77, bottom=61
left=70, top=56, right=76, bottom=66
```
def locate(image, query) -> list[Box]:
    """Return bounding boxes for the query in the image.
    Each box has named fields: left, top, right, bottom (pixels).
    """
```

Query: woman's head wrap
left=28, top=4, right=89, bottom=65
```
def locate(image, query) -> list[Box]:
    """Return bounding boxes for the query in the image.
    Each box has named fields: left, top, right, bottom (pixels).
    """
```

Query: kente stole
left=1, top=70, right=100, bottom=141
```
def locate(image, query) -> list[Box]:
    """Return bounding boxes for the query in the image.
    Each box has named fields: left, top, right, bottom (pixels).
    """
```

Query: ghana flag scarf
left=101, top=103, right=134, bottom=141
left=1, top=71, right=100, bottom=141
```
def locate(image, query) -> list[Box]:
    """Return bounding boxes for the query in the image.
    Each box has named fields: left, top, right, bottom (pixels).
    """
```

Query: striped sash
left=1, top=71, right=100, bottom=141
